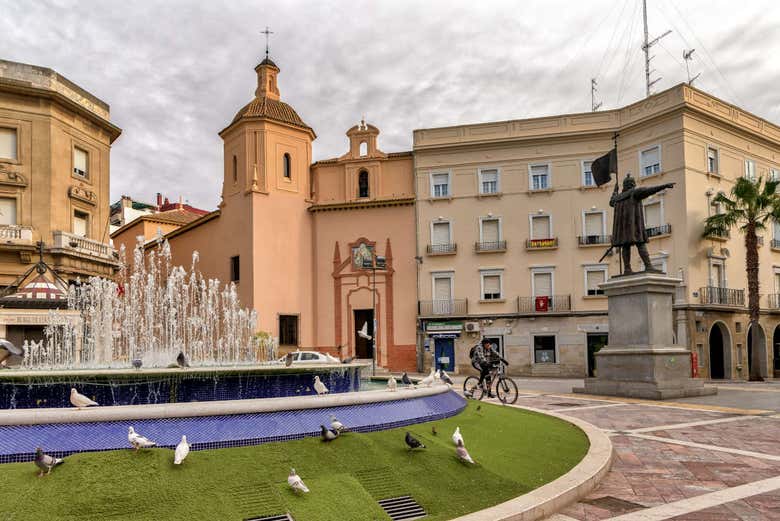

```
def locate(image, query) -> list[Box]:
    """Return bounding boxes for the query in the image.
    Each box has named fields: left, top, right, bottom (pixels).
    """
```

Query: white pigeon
left=70, top=388, right=98, bottom=408
left=456, top=439, right=475, bottom=464
left=313, top=376, right=329, bottom=395
left=329, top=414, right=347, bottom=433
left=452, top=426, right=464, bottom=447
left=288, top=468, right=309, bottom=493
left=128, top=426, right=157, bottom=451
left=173, top=435, right=190, bottom=465
left=387, top=375, right=397, bottom=391
left=357, top=322, right=372, bottom=341
left=419, top=368, right=436, bottom=387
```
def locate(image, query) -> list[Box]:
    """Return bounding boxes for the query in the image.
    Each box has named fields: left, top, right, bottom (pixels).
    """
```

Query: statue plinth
left=575, top=273, right=716, bottom=400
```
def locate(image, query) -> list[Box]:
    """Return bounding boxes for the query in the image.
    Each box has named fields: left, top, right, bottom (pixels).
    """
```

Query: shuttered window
left=586, top=269, right=606, bottom=296
left=279, top=315, right=299, bottom=346
left=530, top=164, right=550, bottom=190
left=643, top=202, right=661, bottom=228
left=432, top=222, right=451, bottom=245
left=707, top=148, right=719, bottom=174
left=482, top=273, right=501, bottom=300
left=745, top=159, right=756, bottom=180
left=531, top=215, right=551, bottom=239
left=533, top=272, right=552, bottom=297
left=0, top=198, right=16, bottom=226
left=584, top=212, right=603, bottom=236
left=640, top=146, right=661, bottom=176
left=0, top=128, right=17, bottom=160
left=431, top=173, right=449, bottom=197
left=774, top=222, right=780, bottom=241
left=480, top=169, right=499, bottom=194
left=711, top=263, right=724, bottom=287
left=481, top=219, right=499, bottom=242
left=74, top=147, right=88, bottom=178
left=434, top=276, right=452, bottom=300
left=775, top=272, right=780, bottom=293
left=73, top=211, right=88, bottom=237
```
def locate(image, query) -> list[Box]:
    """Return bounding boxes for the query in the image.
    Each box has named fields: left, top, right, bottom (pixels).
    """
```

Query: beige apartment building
left=415, top=83, right=780, bottom=380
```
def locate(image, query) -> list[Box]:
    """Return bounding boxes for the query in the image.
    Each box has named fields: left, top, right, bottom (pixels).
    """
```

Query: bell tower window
left=232, top=155, right=238, bottom=183
left=283, top=153, right=291, bottom=179
left=359, top=141, right=368, bottom=157
left=358, top=170, right=369, bottom=198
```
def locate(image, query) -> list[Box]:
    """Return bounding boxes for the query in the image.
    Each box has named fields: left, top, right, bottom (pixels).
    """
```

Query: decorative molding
left=308, top=197, right=415, bottom=213
left=68, top=185, right=97, bottom=206
left=0, top=167, right=27, bottom=187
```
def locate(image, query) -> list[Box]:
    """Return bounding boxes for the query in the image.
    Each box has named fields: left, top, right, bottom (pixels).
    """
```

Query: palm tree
left=703, top=176, right=780, bottom=381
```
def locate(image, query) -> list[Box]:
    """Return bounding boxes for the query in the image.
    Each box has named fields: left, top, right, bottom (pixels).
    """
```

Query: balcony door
left=433, top=275, right=453, bottom=315
left=0, top=198, right=16, bottom=226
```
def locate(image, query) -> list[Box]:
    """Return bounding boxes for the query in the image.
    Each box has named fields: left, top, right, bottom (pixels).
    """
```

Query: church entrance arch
left=708, top=321, right=731, bottom=379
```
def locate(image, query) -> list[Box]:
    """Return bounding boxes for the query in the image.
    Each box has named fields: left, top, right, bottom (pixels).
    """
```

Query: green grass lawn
left=0, top=401, right=588, bottom=520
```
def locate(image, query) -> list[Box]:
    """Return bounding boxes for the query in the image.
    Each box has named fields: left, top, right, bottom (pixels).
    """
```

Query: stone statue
left=609, top=174, right=675, bottom=274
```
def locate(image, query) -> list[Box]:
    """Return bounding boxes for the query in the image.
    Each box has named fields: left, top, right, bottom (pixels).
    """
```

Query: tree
left=703, top=176, right=780, bottom=381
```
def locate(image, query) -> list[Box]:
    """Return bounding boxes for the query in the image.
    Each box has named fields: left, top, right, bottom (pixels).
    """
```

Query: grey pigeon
left=405, top=432, right=425, bottom=450
left=321, top=425, right=338, bottom=442
left=401, top=372, right=414, bottom=388
left=284, top=352, right=294, bottom=367
left=131, top=359, right=143, bottom=369
left=440, top=370, right=454, bottom=385
left=34, top=447, right=63, bottom=477
left=456, top=439, right=475, bottom=464
left=329, top=414, right=347, bottom=434
left=176, top=351, right=190, bottom=368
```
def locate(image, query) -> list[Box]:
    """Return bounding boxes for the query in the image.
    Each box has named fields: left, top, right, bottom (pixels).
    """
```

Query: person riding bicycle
left=471, top=338, right=503, bottom=397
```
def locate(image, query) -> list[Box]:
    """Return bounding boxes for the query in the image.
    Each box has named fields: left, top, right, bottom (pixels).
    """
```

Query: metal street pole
left=372, top=263, right=376, bottom=377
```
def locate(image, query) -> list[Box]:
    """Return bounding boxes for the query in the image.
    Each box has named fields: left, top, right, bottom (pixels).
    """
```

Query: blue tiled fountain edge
left=0, top=391, right=466, bottom=464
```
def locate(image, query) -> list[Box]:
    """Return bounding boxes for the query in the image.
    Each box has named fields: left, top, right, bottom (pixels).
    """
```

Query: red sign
left=535, top=296, right=550, bottom=312
left=691, top=351, right=699, bottom=378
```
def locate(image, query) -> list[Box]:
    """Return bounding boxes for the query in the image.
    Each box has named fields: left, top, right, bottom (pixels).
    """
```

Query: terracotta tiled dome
left=230, top=95, right=311, bottom=131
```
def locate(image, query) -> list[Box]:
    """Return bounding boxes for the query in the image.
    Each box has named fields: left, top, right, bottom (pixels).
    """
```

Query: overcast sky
left=2, top=0, right=778, bottom=209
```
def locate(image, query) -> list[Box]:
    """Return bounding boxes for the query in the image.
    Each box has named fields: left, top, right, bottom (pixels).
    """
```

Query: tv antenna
left=642, top=0, right=672, bottom=97
left=683, top=49, right=701, bottom=85
left=591, top=78, right=602, bottom=112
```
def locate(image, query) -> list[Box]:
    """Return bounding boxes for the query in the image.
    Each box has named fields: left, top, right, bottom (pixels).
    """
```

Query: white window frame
left=581, top=209, right=606, bottom=237
left=773, top=266, right=780, bottom=293
left=642, top=198, right=664, bottom=229
left=531, top=333, right=558, bottom=364
left=639, top=144, right=662, bottom=177
left=773, top=220, right=780, bottom=242
left=745, top=159, right=757, bottom=180
left=478, top=216, right=502, bottom=243
left=479, top=269, right=504, bottom=300
left=478, top=167, right=501, bottom=195
left=73, top=146, right=89, bottom=178
left=429, top=171, right=452, bottom=198
left=581, top=159, right=595, bottom=187
left=0, top=127, right=18, bottom=162
left=706, top=146, right=719, bottom=175
left=73, top=209, right=89, bottom=238
left=770, top=168, right=780, bottom=183
left=709, top=258, right=726, bottom=287
left=430, top=219, right=453, bottom=246
left=528, top=163, right=551, bottom=191
left=529, top=213, right=553, bottom=240
left=583, top=264, right=609, bottom=296
left=530, top=266, right=555, bottom=297
left=0, top=196, right=17, bottom=226
left=430, top=271, right=455, bottom=301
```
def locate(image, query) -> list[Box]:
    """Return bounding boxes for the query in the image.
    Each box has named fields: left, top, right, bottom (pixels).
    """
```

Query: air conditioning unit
left=464, top=322, right=480, bottom=333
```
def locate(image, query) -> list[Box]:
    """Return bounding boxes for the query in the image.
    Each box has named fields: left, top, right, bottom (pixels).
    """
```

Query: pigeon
left=405, top=432, right=425, bottom=450
left=357, top=322, right=372, bottom=341
left=321, top=424, right=338, bottom=442
left=439, top=370, right=454, bottom=385
left=128, top=426, right=157, bottom=451
left=419, top=368, right=436, bottom=387
left=313, top=376, right=329, bottom=395
left=456, top=439, right=475, bottom=464
left=341, top=356, right=354, bottom=364
left=329, top=414, right=347, bottom=434
left=173, top=435, right=190, bottom=464
left=176, top=351, right=190, bottom=368
left=432, top=426, right=438, bottom=436
left=131, top=359, right=143, bottom=369
left=476, top=405, right=482, bottom=412
left=284, top=352, right=294, bottom=367
left=288, top=468, right=309, bottom=493
left=70, top=388, right=98, bottom=408
left=387, top=375, right=397, bottom=391
left=435, top=370, right=441, bottom=381
left=452, top=426, right=464, bottom=447
left=34, top=447, right=63, bottom=477
left=401, top=372, right=415, bottom=388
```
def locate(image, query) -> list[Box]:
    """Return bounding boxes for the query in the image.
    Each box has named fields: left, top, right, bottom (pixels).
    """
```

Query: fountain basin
left=0, top=363, right=366, bottom=409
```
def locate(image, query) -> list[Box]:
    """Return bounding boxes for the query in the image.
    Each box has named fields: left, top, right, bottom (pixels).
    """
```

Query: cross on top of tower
left=260, top=26, right=274, bottom=59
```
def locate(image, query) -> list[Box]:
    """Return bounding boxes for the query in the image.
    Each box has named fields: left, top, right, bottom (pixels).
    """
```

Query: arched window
left=358, top=170, right=369, bottom=198
left=232, top=155, right=237, bottom=183
left=283, top=153, right=291, bottom=179
left=359, top=141, right=368, bottom=157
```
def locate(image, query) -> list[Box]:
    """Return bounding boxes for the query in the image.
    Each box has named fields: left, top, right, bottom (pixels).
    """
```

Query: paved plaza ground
left=449, top=376, right=780, bottom=520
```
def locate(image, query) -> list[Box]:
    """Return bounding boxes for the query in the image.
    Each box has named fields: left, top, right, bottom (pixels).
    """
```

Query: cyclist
left=471, top=338, right=503, bottom=397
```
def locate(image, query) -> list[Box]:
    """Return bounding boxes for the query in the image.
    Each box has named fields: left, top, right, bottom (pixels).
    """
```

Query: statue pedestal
left=574, top=273, right=716, bottom=400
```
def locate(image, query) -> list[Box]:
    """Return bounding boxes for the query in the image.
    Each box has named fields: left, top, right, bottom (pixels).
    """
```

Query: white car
left=277, top=351, right=341, bottom=364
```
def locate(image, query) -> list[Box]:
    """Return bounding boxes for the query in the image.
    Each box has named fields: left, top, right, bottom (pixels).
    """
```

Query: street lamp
left=362, top=253, right=386, bottom=376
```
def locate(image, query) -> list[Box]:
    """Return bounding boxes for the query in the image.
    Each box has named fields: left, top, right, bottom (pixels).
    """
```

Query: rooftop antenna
left=260, top=26, right=274, bottom=59
left=642, top=0, right=672, bottom=97
left=683, top=48, right=701, bottom=85
left=591, top=78, right=602, bottom=112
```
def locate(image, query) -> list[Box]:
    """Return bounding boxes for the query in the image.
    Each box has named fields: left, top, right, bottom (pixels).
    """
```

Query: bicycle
left=463, top=361, right=518, bottom=404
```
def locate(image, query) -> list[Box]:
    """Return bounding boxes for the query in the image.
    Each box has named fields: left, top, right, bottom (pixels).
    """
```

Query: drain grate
left=354, top=467, right=406, bottom=499
left=584, top=495, right=644, bottom=513
left=245, top=514, right=293, bottom=521
left=549, top=402, right=586, bottom=407
left=378, top=496, right=427, bottom=520
left=232, top=482, right=284, bottom=520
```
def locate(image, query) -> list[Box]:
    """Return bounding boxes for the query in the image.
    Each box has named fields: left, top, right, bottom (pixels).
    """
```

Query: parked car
left=277, top=350, right=341, bottom=364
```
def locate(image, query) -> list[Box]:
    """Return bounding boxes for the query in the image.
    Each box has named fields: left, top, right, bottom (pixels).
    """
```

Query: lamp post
left=362, top=253, right=386, bottom=376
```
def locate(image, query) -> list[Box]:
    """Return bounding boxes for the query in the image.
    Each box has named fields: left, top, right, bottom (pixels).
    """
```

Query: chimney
left=121, top=195, right=132, bottom=209
left=164, top=197, right=170, bottom=206
left=156, top=193, right=163, bottom=210
left=178, top=195, right=183, bottom=209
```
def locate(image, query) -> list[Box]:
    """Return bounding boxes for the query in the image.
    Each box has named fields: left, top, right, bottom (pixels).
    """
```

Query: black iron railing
left=475, top=240, right=507, bottom=252
left=700, top=286, right=745, bottom=306
left=517, top=295, right=571, bottom=313
left=525, top=238, right=558, bottom=249
left=705, top=228, right=730, bottom=240
left=418, top=299, right=468, bottom=316
left=646, top=224, right=672, bottom=237
left=772, top=239, right=780, bottom=249
left=426, top=243, right=457, bottom=254
left=578, top=235, right=611, bottom=246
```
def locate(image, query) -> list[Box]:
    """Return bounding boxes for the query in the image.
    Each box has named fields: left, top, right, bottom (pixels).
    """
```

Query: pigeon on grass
left=329, top=414, right=348, bottom=434
left=173, top=435, right=190, bottom=465
left=128, top=426, right=157, bottom=451
left=452, top=426, right=464, bottom=447
left=288, top=468, right=309, bottom=493
left=313, top=376, right=329, bottom=395
left=70, top=388, right=98, bottom=409
left=456, top=439, right=475, bottom=464
left=321, top=425, right=338, bottom=442
left=405, top=432, right=425, bottom=450
left=34, top=448, right=63, bottom=477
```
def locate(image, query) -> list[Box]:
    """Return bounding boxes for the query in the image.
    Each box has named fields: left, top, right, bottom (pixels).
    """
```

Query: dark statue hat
left=623, top=174, right=636, bottom=189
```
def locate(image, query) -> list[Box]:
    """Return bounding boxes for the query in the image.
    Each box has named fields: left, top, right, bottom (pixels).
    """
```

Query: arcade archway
left=708, top=322, right=732, bottom=379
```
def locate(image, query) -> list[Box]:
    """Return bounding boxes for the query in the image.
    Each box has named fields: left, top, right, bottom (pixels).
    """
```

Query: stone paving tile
left=668, top=488, right=780, bottom=520
left=650, top=417, right=780, bottom=456
left=513, top=396, right=609, bottom=410
left=559, top=404, right=734, bottom=431
left=559, top=435, right=780, bottom=520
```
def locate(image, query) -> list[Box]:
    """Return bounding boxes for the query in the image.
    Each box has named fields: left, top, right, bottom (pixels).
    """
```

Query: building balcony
left=705, top=228, right=730, bottom=241
left=767, top=293, right=780, bottom=309
left=0, top=225, right=34, bottom=246
left=577, top=235, right=611, bottom=246
left=418, top=299, right=468, bottom=316
left=517, top=294, right=571, bottom=313
left=525, top=237, right=558, bottom=250
left=646, top=224, right=672, bottom=238
left=52, top=230, right=117, bottom=263
left=426, top=243, right=457, bottom=255
left=699, top=286, right=745, bottom=306
left=474, top=240, right=507, bottom=253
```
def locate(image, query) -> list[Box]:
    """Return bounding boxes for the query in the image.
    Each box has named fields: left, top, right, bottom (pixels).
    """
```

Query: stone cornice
left=68, top=185, right=97, bottom=206
left=308, top=197, right=415, bottom=213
